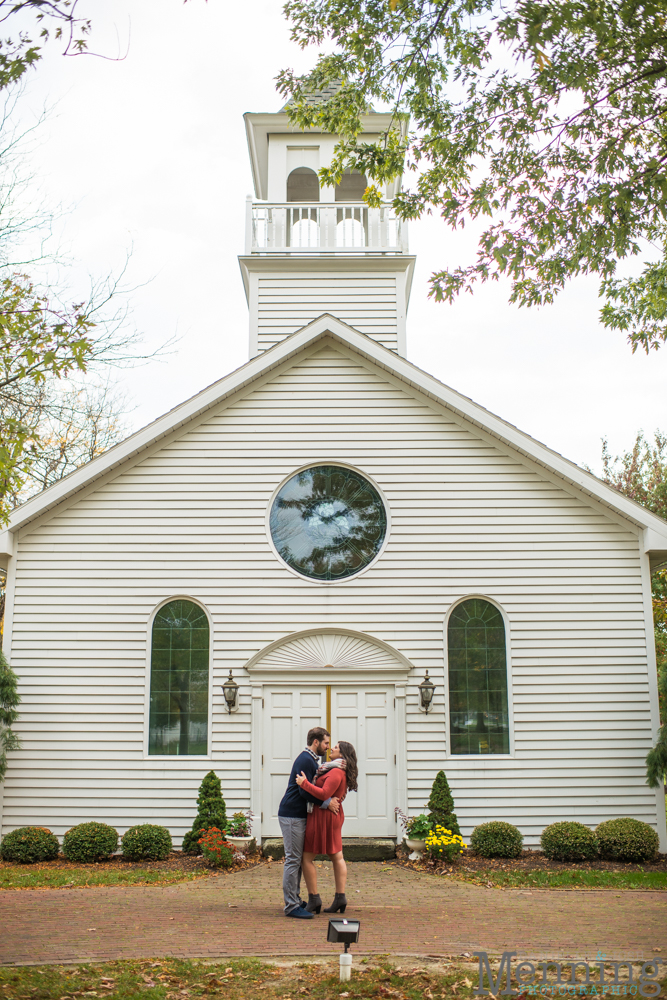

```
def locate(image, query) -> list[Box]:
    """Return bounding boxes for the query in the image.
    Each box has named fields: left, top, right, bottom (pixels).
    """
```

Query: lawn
left=0, top=852, right=262, bottom=891
left=0, top=867, right=211, bottom=890
left=462, top=868, right=667, bottom=890
left=0, top=958, right=477, bottom=1000
left=397, top=846, right=667, bottom=891
left=1, top=958, right=665, bottom=1000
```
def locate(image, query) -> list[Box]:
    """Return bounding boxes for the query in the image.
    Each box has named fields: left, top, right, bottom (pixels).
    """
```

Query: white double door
left=262, top=684, right=396, bottom=838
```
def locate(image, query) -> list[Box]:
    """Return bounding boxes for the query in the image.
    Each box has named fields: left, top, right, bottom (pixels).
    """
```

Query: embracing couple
left=277, top=726, right=358, bottom=919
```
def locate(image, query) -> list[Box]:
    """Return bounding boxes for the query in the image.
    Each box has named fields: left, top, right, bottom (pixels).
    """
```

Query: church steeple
left=239, top=102, right=415, bottom=358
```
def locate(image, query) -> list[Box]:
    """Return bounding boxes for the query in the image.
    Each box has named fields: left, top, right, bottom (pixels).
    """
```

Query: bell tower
left=239, top=100, right=415, bottom=358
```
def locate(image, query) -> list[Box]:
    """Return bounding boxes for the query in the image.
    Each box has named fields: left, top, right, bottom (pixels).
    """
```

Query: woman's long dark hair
left=338, top=740, right=358, bottom=792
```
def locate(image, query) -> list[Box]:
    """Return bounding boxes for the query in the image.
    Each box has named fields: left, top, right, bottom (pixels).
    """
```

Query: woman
left=295, top=739, right=358, bottom=914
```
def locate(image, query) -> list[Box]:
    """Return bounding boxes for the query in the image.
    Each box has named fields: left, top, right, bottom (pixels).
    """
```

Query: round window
left=269, top=465, right=387, bottom=581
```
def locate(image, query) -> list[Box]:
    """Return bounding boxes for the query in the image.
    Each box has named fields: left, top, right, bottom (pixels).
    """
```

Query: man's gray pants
left=278, top=815, right=306, bottom=914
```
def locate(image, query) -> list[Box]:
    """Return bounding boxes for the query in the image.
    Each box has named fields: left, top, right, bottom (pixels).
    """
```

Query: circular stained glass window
left=270, top=465, right=387, bottom=581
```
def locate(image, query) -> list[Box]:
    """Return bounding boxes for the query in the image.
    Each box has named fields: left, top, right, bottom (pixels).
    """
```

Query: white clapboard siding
left=243, top=263, right=412, bottom=355
left=2, top=341, right=661, bottom=845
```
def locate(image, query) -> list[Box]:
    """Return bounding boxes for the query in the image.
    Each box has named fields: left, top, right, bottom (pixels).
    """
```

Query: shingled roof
left=279, top=79, right=343, bottom=111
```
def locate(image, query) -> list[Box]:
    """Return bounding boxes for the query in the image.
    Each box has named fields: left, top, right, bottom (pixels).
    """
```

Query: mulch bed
left=0, top=849, right=264, bottom=878
left=395, top=847, right=667, bottom=876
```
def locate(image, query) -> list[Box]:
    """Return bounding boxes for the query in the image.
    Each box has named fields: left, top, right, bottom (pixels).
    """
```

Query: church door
left=261, top=683, right=396, bottom=838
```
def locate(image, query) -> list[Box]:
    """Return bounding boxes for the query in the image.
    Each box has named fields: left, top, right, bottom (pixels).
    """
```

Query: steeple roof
left=279, top=79, right=343, bottom=111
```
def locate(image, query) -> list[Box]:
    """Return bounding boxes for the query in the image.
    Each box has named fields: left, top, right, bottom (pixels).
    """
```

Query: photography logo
left=474, top=952, right=663, bottom=998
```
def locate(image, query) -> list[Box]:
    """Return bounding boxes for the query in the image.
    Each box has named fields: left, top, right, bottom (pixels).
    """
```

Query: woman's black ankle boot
left=306, top=893, right=322, bottom=914
left=324, top=893, right=347, bottom=913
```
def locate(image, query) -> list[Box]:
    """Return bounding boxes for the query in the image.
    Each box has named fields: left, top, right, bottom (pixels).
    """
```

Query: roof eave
left=6, top=313, right=667, bottom=559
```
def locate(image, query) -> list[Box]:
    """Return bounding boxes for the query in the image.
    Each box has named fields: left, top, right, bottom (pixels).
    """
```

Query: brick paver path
left=0, top=862, right=664, bottom=966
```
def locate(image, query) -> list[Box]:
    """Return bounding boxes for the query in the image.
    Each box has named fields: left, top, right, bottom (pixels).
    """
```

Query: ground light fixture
left=221, top=670, right=239, bottom=713
left=418, top=670, right=435, bottom=712
left=327, top=918, right=361, bottom=981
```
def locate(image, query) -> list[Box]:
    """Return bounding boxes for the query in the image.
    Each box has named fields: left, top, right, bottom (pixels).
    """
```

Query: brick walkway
left=0, top=861, right=664, bottom=966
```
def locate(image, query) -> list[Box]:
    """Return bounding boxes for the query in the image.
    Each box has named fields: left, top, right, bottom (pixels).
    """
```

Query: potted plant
left=395, top=808, right=433, bottom=860
left=225, top=811, right=254, bottom=852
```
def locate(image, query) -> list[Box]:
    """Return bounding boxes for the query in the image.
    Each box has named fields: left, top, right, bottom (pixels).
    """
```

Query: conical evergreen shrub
left=182, top=771, right=227, bottom=854
left=427, top=770, right=461, bottom=837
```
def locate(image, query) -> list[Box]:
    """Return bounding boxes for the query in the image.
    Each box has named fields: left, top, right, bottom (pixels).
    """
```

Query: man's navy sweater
left=278, top=749, right=323, bottom=819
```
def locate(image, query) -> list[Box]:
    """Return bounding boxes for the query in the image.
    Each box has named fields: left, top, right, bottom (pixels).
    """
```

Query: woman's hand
left=295, top=771, right=307, bottom=786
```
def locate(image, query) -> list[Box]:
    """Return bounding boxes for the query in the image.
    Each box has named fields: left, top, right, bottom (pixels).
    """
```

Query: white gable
left=2, top=336, right=664, bottom=847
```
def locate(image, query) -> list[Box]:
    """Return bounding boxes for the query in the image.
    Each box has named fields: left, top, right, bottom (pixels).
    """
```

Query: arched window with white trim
left=447, top=598, right=510, bottom=755
left=149, top=600, right=210, bottom=755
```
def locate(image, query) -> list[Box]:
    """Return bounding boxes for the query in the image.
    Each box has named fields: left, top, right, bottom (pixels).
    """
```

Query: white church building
left=1, top=99, right=666, bottom=850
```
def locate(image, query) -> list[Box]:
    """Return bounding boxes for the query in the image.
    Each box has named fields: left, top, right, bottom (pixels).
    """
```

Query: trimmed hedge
left=471, top=821, right=523, bottom=858
left=121, top=824, right=172, bottom=861
left=63, top=822, right=118, bottom=862
left=0, top=826, right=60, bottom=864
left=596, top=818, right=659, bottom=863
left=541, top=821, right=598, bottom=862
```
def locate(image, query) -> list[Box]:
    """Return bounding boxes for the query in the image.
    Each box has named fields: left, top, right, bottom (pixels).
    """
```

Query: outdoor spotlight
left=221, top=670, right=239, bottom=713
left=418, top=670, right=435, bottom=712
left=327, top=918, right=361, bottom=981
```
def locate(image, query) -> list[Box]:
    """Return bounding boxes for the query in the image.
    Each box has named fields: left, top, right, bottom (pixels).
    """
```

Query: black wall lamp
left=222, top=670, right=239, bottom=713
left=418, top=670, right=436, bottom=713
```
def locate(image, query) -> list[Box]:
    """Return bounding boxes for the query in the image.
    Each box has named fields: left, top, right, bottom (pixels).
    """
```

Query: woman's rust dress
left=300, top=768, right=347, bottom=856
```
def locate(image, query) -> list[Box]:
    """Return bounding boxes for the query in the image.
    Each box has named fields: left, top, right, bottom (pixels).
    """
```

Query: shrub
left=198, top=827, right=234, bottom=868
left=427, top=770, right=461, bottom=837
left=471, top=821, right=523, bottom=858
left=62, top=822, right=118, bottom=862
left=0, top=826, right=60, bottom=864
left=596, top=818, right=660, bottom=863
left=541, top=822, right=598, bottom=862
left=182, top=771, right=227, bottom=854
left=425, top=824, right=466, bottom=863
left=121, top=824, right=172, bottom=861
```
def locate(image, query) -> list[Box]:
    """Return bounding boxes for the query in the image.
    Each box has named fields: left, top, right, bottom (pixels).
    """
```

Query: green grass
left=472, top=868, right=667, bottom=890
left=1, top=958, right=665, bottom=1000
left=0, top=958, right=478, bottom=1000
left=0, top=867, right=210, bottom=890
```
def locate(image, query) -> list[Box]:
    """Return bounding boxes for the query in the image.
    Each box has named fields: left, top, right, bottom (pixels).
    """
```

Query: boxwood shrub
left=541, top=821, right=598, bottom=862
left=595, top=818, right=659, bottom=863
left=0, top=826, right=60, bottom=864
left=471, top=821, right=523, bottom=858
left=121, top=824, right=172, bottom=861
left=63, top=822, right=119, bottom=862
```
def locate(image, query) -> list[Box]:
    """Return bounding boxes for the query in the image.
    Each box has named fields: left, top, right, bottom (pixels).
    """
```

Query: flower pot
left=226, top=835, right=254, bottom=852
left=405, top=837, right=427, bottom=860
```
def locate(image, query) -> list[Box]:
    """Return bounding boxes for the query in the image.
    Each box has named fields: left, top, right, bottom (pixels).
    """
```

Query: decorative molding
left=245, top=627, right=412, bottom=676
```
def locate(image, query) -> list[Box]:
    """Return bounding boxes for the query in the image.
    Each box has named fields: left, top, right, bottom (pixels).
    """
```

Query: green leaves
left=0, top=274, right=96, bottom=523
left=280, top=0, right=667, bottom=349
left=0, top=648, right=21, bottom=783
left=0, top=1, right=92, bottom=93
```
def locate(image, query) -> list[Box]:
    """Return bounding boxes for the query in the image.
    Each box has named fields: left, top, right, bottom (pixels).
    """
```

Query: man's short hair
left=307, top=726, right=330, bottom=746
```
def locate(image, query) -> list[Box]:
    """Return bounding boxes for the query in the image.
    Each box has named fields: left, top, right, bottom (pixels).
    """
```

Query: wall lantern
left=418, top=670, right=436, bottom=713
left=222, top=670, right=239, bottom=714
left=327, top=918, right=360, bottom=981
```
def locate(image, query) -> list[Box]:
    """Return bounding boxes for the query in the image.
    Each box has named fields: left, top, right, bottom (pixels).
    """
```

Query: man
left=278, top=726, right=340, bottom=919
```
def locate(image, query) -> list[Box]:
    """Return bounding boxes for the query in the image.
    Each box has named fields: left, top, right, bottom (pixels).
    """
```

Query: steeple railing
left=245, top=199, right=407, bottom=254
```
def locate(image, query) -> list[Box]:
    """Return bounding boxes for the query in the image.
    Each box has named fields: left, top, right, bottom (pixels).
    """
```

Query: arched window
left=447, top=599, right=510, bottom=755
left=335, top=169, right=368, bottom=202
left=287, top=167, right=320, bottom=203
left=149, top=600, right=210, bottom=756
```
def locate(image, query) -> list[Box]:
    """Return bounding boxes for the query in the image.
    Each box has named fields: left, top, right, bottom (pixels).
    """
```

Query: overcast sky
left=12, top=0, right=667, bottom=472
